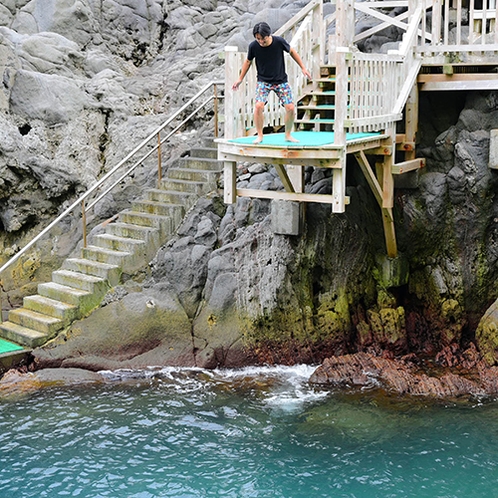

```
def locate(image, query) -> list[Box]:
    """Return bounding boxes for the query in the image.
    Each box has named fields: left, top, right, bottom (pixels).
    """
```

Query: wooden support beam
left=354, top=151, right=383, bottom=206
left=381, top=208, right=398, bottom=258
left=404, top=83, right=419, bottom=161
left=237, top=188, right=350, bottom=205
left=332, top=168, right=347, bottom=213
left=396, top=142, right=415, bottom=152
left=286, top=165, right=304, bottom=193
left=355, top=152, right=398, bottom=258
left=376, top=159, right=394, bottom=209
left=224, top=161, right=237, bottom=204
left=418, top=73, right=498, bottom=91
left=392, top=158, right=426, bottom=174
left=363, top=145, right=393, bottom=155
left=274, top=164, right=296, bottom=193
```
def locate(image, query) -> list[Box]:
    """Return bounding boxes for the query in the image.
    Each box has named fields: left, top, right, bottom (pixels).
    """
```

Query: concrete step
left=0, top=321, right=48, bottom=348
left=24, top=294, right=79, bottom=323
left=167, top=167, right=220, bottom=184
left=188, top=147, right=218, bottom=159
left=8, top=308, right=64, bottom=336
left=106, top=222, right=159, bottom=242
left=52, top=269, right=109, bottom=295
left=92, top=233, right=146, bottom=254
left=178, top=157, right=223, bottom=171
left=62, top=258, right=121, bottom=287
left=145, top=188, right=196, bottom=206
left=160, top=178, right=205, bottom=194
left=131, top=200, right=185, bottom=222
left=37, top=282, right=98, bottom=315
left=81, top=245, right=132, bottom=267
left=119, top=210, right=173, bottom=234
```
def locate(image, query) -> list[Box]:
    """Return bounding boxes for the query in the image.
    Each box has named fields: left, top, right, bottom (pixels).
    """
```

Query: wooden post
left=378, top=126, right=395, bottom=209
left=224, top=161, right=237, bottom=204
left=225, top=46, right=239, bottom=140
left=381, top=207, right=398, bottom=258
left=404, top=83, right=418, bottom=162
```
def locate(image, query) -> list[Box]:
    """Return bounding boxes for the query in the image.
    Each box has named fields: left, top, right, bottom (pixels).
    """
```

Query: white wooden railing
left=344, top=2, right=423, bottom=134
left=224, top=0, right=498, bottom=141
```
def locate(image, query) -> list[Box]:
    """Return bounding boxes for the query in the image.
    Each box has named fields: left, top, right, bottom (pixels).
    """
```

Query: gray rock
left=10, top=69, right=86, bottom=124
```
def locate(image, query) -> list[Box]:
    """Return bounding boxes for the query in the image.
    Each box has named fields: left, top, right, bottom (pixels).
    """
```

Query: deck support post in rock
left=332, top=156, right=347, bottom=213
left=224, top=161, right=237, bottom=204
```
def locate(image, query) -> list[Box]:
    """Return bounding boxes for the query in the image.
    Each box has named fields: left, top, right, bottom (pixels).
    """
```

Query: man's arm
left=289, top=48, right=312, bottom=80
left=232, top=59, right=253, bottom=90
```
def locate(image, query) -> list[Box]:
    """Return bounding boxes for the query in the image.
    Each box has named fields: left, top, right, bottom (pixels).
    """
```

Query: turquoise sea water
left=0, top=365, right=497, bottom=497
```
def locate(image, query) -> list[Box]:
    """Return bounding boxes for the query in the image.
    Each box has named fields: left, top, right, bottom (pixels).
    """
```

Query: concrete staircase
left=0, top=140, right=222, bottom=349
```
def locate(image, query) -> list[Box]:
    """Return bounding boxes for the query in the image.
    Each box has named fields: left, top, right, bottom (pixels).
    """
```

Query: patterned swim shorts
left=255, top=81, right=294, bottom=106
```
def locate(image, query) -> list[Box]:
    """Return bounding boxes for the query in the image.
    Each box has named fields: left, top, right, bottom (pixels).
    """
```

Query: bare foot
left=285, top=135, right=299, bottom=143
left=253, top=136, right=263, bottom=144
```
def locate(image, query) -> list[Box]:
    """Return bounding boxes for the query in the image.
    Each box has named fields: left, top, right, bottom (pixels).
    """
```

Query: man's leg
left=284, top=103, right=298, bottom=142
left=254, top=101, right=265, bottom=144
left=254, top=82, right=270, bottom=144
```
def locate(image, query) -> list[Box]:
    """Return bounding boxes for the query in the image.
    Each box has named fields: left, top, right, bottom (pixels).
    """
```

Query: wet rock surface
left=311, top=345, right=498, bottom=398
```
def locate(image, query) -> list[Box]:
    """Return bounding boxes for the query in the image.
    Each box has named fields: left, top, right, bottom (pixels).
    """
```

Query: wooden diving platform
left=218, top=130, right=391, bottom=210
left=218, top=131, right=425, bottom=258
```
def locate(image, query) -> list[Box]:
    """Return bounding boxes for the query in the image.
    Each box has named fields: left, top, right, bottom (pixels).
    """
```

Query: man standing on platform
left=232, top=22, right=312, bottom=144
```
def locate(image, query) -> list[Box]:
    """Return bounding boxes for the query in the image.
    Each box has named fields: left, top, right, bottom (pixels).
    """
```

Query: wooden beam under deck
left=418, top=73, right=498, bottom=91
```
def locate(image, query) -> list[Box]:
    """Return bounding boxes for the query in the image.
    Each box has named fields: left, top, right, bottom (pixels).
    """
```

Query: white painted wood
left=224, top=161, right=237, bottom=204
left=237, top=188, right=351, bottom=205
left=490, top=130, right=498, bottom=169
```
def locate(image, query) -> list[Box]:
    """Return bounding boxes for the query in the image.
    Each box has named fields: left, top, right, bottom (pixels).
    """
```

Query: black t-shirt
left=247, top=36, right=291, bottom=84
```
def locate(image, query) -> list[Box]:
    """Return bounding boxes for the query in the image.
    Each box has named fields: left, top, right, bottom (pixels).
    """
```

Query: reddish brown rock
left=310, top=351, right=498, bottom=398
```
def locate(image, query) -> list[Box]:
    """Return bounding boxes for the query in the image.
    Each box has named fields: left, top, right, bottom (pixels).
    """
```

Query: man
left=232, top=22, right=312, bottom=144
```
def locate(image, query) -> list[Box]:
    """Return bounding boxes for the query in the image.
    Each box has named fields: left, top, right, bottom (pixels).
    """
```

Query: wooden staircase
left=0, top=141, right=223, bottom=349
left=296, top=66, right=340, bottom=132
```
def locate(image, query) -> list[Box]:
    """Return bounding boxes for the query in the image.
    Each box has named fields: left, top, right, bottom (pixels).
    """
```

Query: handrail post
left=82, top=199, right=87, bottom=248
left=157, top=132, right=163, bottom=186
left=213, top=83, right=219, bottom=138
left=0, top=281, right=3, bottom=323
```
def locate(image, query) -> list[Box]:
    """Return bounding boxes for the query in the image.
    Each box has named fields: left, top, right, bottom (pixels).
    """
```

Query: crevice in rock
left=18, top=123, right=31, bottom=136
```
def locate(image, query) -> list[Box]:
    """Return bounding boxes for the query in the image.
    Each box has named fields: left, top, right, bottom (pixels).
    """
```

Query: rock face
left=309, top=346, right=498, bottom=398
left=2, top=1, right=498, bottom=388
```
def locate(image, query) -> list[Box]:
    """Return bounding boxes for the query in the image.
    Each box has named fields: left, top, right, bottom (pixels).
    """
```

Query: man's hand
left=232, top=81, right=242, bottom=91
left=302, top=68, right=312, bottom=80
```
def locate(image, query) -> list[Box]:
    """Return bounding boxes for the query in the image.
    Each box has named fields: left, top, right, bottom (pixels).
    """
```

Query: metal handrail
left=0, top=80, right=224, bottom=321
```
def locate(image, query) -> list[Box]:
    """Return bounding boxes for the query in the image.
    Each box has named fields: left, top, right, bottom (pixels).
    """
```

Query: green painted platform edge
left=229, top=131, right=382, bottom=147
left=0, top=338, right=25, bottom=354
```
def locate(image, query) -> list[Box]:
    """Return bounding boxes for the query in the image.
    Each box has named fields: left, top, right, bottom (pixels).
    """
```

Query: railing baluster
left=214, top=84, right=219, bottom=138
left=82, top=199, right=87, bottom=249
left=157, top=132, right=162, bottom=185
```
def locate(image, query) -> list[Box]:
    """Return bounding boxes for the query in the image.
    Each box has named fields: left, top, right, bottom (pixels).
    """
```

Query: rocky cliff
left=2, top=1, right=498, bottom=389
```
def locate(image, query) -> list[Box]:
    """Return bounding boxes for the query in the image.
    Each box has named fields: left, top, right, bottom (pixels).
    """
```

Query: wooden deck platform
left=217, top=130, right=392, bottom=211
left=218, top=131, right=390, bottom=166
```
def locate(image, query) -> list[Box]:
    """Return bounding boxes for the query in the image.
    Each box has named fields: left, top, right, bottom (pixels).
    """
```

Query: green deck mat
left=0, top=338, right=24, bottom=354
left=229, top=131, right=381, bottom=147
